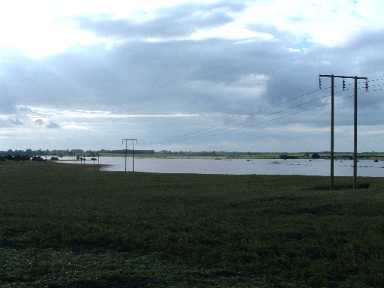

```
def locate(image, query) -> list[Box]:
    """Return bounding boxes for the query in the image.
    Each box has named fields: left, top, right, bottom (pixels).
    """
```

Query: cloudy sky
left=1, top=0, right=384, bottom=152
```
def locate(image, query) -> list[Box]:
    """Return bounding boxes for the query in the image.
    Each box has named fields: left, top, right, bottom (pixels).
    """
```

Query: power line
left=148, top=77, right=380, bottom=147
left=142, top=88, right=331, bottom=146
left=156, top=91, right=331, bottom=146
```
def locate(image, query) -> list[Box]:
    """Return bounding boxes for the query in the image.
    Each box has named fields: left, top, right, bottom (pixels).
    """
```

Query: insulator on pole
left=342, top=79, right=346, bottom=90
left=366, top=80, right=369, bottom=92
left=319, top=78, right=322, bottom=89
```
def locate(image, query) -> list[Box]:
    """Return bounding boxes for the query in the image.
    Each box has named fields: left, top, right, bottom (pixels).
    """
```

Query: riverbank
left=1, top=162, right=384, bottom=287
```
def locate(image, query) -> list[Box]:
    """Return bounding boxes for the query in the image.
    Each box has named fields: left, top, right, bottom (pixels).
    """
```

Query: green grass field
left=1, top=162, right=384, bottom=287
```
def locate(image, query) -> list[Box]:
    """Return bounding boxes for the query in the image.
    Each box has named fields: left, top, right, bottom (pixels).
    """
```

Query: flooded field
left=59, top=157, right=384, bottom=177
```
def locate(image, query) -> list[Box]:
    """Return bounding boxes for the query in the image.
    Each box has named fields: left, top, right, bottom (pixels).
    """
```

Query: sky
left=1, top=0, right=384, bottom=152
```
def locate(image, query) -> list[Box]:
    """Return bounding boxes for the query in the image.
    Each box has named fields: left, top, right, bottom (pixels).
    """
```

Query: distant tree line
left=1, top=149, right=381, bottom=161
left=0, top=149, right=155, bottom=158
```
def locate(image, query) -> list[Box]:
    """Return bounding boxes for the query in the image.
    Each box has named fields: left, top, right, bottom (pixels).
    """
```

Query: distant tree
left=280, top=154, right=288, bottom=160
left=311, top=153, right=321, bottom=159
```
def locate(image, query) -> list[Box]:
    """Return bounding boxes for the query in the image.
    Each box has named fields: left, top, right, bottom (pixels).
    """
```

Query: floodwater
left=59, top=157, right=384, bottom=177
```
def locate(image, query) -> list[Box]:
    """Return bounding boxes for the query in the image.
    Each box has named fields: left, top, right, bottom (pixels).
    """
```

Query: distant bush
left=280, top=154, right=288, bottom=159
left=32, top=156, right=46, bottom=162
left=279, top=154, right=298, bottom=160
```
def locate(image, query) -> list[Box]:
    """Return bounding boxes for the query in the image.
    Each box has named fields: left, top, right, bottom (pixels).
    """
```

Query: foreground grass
left=0, top=162, right=384, bottom=287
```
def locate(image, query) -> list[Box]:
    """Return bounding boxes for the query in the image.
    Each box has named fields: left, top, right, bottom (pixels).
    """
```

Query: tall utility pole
left=331, top=76, right=335, bottom=190
left=319, top=74, right=368, bottom=191
left=121, top=138, right=138, bottom=173
left=319, top=74, right=335, bottom=190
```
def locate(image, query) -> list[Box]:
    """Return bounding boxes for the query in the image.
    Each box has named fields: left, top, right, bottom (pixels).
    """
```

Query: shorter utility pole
left=319, top=74, right=335, bottom=190
left=121, top=138, right=138, bottom=173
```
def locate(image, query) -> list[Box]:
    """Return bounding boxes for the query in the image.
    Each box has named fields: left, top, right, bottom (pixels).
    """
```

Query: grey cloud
left=34, top=119, right=45, bottom=126
left=77, top=2, right=243, bottom=39
left=1, top=35, right=383, bottom=121
left=0, top=117, right=23, bottom=128
left=9, top=118, right=23, bottom=126
left=46, top=121, right=60, bottom=129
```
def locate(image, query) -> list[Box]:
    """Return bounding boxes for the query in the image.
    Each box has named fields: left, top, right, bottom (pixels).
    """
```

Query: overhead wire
left=141, top=75, right=384, bottom=148
left=147, top=88, right=332, bottom=146
left=175, top=77, right=383, bottom=144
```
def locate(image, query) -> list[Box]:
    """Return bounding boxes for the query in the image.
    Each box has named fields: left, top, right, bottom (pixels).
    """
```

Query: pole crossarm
left=320, top=74, right=367, bottom=80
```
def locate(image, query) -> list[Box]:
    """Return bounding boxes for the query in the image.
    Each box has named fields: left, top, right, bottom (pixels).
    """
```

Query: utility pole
left=319, top=74, right=335, bottom=190
left=353, top=77, right=359, bottom=191
left=121, top=138, right=138, bottom=173
left=319, top=74, right=368, bottom=191
left=331, top=75, right=335, bottom=190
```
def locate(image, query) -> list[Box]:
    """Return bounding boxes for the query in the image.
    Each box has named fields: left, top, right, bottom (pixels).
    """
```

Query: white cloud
left=1, top=0, right=383, bottom=57
left=0, top=0, right=225, bottom=57
left=0, top=0, right=103, bottom=57
left=21, top=106, right=199, bottom=120
left=61, top=122, right=91, bottom=131
left=238, top=0, right=379, bottom=47
left=189, top=23, right=275, bottom=41
left=264, top=124, right=329, bottom=134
